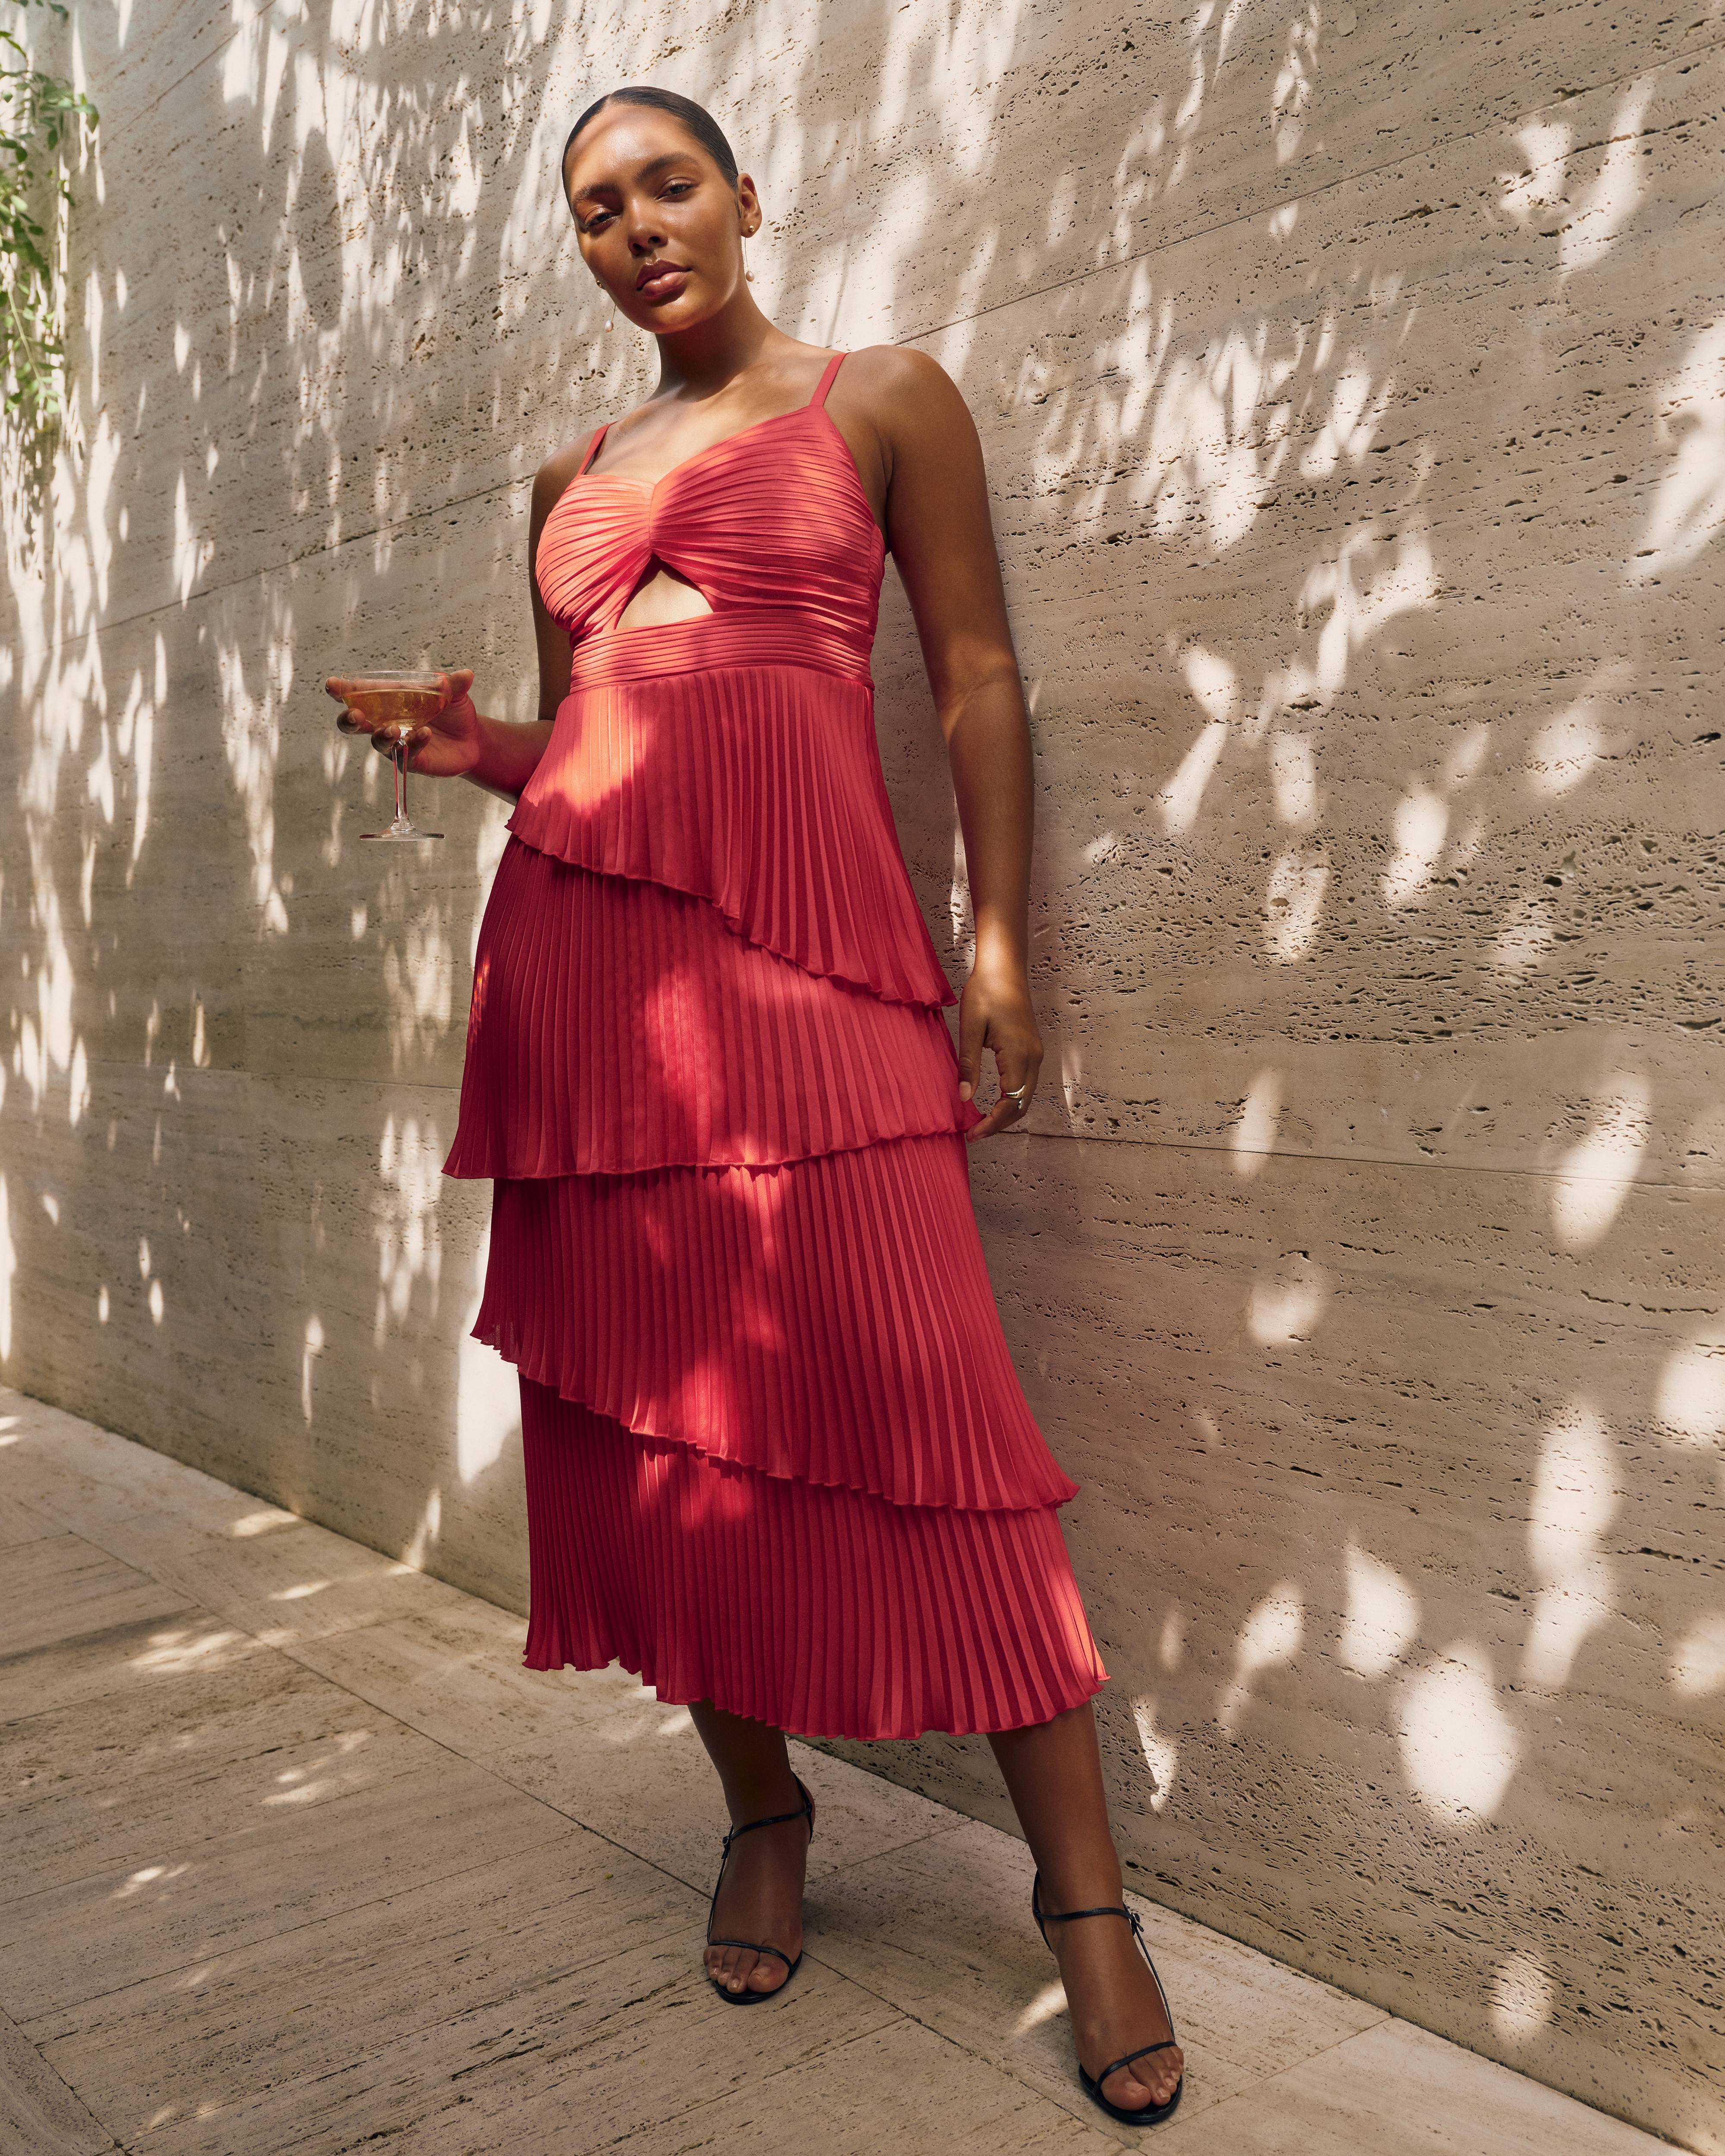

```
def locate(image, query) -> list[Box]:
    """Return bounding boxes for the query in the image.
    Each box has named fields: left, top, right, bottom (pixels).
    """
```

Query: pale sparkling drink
left=346, top=672, right=447, bottom=841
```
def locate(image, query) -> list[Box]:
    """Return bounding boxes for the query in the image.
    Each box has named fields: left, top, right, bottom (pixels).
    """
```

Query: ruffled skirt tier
left=520, top=1385, right=1102, bottom=1739
left=446, top=644, right=1105, bottom=1737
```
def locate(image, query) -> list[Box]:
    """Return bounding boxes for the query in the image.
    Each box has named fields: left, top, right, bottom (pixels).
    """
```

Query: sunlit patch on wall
left=1498, top=120, right=1571, bottom=226
left=1218, top=1582, right=1303, bottom=1733
left=948, top=824, right=972, bottom=951
left=1381, top=785, right=1448, bottom=909
left=1233, top=1069, right=1282, bottom=1176
left=1631, top=317, right=1725, bottom=583
left=1271, top=0, right=1320, bottom=163
left=216, top=632, right=294, bottom=935
left=0, top=1175, right=13, bottom=1361
left=1059, top=1039, right=1085, bottom=1126
left=1548, top=1075, right=1650, bottom=1248
left=1154, top=646, right=1236, bottom=833
left=1398, top=1640, right=1521, bottom=1825
left=375, top=1113, right=444, bottom=1344
left=1670, top=1615, right=1725, bottom=1698
left=1159, top=1605, right=1185, bottom=1671
left=1656, top=1328, right=1725, bottom=1445
left=1522, top=1401, right=1618, bottom=1691
left=1299, top=357, right=1391, bottom=480
left=1489, top=1949, right=1555, bottom=2042
left=1267, top=731, right=1317, bottom=826
left=400, top=1485, right=442, bottom=1570
left=385, top=893, right=457, bottom=1073
left=1132, top=1697, right=1178, bottom=1811
left=1299, top=524, right=1436, bottom=704
left=458, top=1226, right=520, bottom=1483
left=1265, top=843, right=1328, bottom=959
left=1339, top=1540, right=1420, bottom=1678
left=1246, top=1256, right=1327, bottom=1344
left=301, top=1313, right=324, bottom=1425
left=1157, top=721, right=1228, bottom=833
left=1559, top=75, right=1657, bottom=280
left=1490, top=894, right=1558, bottom=973
left=1526, top=701, right=1602, bottom=796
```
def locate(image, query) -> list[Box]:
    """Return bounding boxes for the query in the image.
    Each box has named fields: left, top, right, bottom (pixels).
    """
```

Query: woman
left=330, top=85, right=1183, bottom=2128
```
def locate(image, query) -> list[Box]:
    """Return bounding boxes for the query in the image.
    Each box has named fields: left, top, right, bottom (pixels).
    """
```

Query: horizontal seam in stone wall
left=98, top=0, right=276, bottom=153
left=49, top=475, right=535, bottom=651
left=1022, top=1125, right=1715, bottom=1191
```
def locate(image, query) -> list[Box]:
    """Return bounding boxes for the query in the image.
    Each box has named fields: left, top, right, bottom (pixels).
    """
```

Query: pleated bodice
left=534, top=402, right=883, bottom=655
left=504, top=372, right=954, bottom=1014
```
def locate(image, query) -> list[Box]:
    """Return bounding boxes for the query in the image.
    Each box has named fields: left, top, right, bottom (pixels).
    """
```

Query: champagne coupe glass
left=345, top=672, right=447, bottom=841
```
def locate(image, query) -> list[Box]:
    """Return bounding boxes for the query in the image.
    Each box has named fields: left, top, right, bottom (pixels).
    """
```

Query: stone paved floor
left=0, top=1389, right=1675, bottom=2156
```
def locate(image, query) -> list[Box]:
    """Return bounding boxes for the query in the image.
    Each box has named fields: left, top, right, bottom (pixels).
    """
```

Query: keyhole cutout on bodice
left=617, top=557, right=716, bottom=632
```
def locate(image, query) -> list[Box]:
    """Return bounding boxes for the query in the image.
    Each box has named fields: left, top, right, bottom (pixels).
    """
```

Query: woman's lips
left=636, top=262, right=690, bottom=295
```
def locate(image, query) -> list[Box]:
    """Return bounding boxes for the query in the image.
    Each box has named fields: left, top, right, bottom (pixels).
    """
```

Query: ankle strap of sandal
left=721, top=1777, right=815, bottom=1857
left=1032, top=1872, right=1145, bottom=1946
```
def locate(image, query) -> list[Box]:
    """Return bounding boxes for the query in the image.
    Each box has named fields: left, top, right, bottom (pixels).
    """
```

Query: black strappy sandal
left=1032, top=1873, right=1185, bottom=2126
left=704, top=1774, right=816, bottom=2005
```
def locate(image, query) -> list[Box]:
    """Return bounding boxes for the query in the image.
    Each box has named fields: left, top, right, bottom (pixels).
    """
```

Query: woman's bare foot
left=1041, top=1897, right=1183, bottom=2112
left=702, top=1786, right=810, bottom=1996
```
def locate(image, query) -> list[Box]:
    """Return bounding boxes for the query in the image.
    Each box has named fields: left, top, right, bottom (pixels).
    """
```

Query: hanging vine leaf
left=1, top=0, right=97, bottom=495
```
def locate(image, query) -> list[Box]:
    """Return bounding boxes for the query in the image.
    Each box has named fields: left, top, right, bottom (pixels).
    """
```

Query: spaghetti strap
left=576, top=424, right=609, bottom=476
left=808, top=352, right=847, bottom=409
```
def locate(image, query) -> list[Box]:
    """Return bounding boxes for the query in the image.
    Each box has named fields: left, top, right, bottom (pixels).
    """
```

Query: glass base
left=361, top=829, right=444, bottom=841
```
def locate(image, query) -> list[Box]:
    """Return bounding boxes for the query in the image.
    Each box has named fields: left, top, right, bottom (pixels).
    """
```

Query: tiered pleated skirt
left=443, top=617, right=1106, bottom=1739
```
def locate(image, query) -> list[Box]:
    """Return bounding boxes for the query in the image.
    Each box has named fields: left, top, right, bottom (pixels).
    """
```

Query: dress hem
left=520, top=1641, right=1108, bottom=1742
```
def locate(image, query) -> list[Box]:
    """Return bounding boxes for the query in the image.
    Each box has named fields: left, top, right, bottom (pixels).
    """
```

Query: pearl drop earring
left=743, top=233, right=755, bottom=285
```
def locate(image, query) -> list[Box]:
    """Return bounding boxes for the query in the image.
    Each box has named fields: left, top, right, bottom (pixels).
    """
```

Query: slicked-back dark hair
left=561, top=86, right=740, bottom=203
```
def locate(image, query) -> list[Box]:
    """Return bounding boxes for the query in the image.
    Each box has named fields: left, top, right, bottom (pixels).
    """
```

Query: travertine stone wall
left=3, top=2, right=1721, bottom=2143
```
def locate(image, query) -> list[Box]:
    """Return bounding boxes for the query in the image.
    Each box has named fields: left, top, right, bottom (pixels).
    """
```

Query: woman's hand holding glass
left=326, top=667, right=481, bottom=777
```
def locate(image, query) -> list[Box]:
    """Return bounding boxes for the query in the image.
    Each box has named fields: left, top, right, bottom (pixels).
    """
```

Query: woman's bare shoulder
left=833, top=344, right=973, bottom=436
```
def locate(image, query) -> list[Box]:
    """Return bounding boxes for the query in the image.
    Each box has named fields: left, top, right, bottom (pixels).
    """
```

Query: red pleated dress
left=443, top=353, right=1106, bottom=1739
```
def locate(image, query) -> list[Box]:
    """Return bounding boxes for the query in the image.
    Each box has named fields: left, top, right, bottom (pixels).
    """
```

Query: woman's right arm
left=327, top=445, right=582, bottom=800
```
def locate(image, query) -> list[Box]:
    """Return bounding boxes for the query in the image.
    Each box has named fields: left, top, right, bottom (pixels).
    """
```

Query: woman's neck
left=650, top=292, right=793, bottom=401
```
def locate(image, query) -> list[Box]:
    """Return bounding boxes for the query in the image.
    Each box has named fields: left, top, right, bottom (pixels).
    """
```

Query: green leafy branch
left=1, top=0, right=96, bottom=466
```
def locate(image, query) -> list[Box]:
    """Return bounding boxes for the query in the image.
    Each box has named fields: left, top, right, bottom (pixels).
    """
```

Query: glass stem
left=395, top=741, right=409, bottom=827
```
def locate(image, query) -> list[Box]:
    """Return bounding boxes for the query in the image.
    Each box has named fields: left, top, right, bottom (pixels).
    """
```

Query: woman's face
left=565, top=104, right=758, bottom=334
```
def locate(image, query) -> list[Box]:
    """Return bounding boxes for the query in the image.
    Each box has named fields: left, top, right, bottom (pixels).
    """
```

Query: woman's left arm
left=863, top=347, right=1042, bottom=1139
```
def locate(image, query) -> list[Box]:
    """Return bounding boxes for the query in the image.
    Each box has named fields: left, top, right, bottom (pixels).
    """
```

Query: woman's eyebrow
left=572, top=151, right=694, bottom=198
